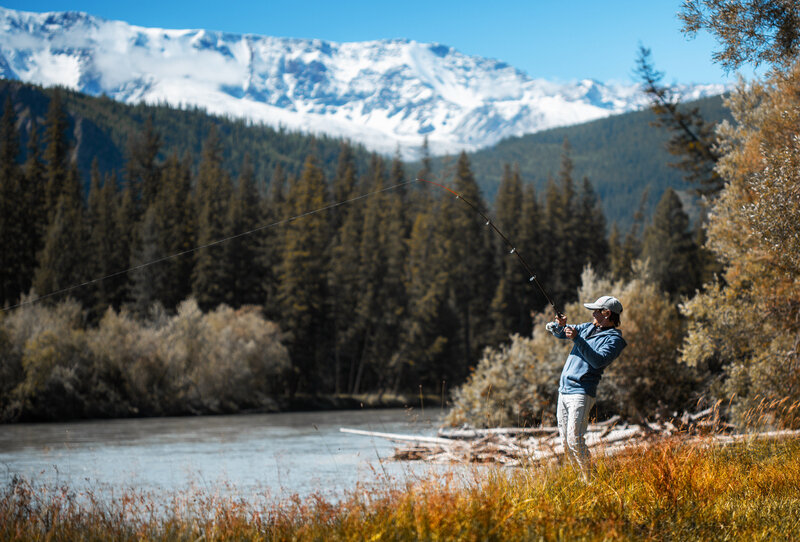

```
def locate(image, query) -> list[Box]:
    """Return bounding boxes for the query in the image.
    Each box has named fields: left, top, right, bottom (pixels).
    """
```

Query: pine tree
left=153, top=152, right=195, bottom=310
left=125, top=115, right=162, bottom=210
left=398, top=197, right=454, bottom=391
left=226, top=154, right=263, bottom=307
left=128, top=204, right=163, bottom=316
left=260, top=163, right=286, bottom=319
left=192, top=126, right=234, bottom=310
left=488, top=164, right=525, bottom=342
left=22, top=118, right=47, bottom=280
left=327, top=147, right=364, bottom=393
left=641, top=188, right=701, bottom=298
left=278, top=154, right=331, bottom=394
left=635, top=46, right=722, bottom=196
left=42, top=88, right=71, bottom=223
left=0, top=96, right=24, bottom=306
left=576, top=176, right=609, bottom=272
left=86, top=161, right=122, bottom=318
left=443, top=152, right=495, bottom=375
left=350, top=156, right=388, bottom=394
left=377, top=164, right=408, bottom=393
left=114, top=183, right=137, bottom=307
left=516, top=180, right=548, bottom=322
left=32, top=165, right=88, bottom=304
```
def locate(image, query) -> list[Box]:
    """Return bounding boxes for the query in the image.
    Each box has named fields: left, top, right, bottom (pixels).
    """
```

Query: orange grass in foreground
left=2, top=436, right=799, bottom=541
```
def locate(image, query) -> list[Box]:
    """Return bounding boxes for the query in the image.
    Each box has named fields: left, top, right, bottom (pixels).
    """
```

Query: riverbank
left=2, top=391, right=445, bottom=424
left=3, top=434, right=799, bottom=541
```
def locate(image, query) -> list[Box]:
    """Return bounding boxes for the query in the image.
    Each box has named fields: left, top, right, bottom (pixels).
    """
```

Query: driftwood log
left=341, top=409, right=800, bottom=466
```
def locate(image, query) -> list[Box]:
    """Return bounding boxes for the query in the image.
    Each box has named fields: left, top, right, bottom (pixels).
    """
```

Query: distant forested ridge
left=0, top=79, right=728, bottom=229
left=420, top=94, right=730, bottom=229
left=0, top=79, right=371, bottom=195
left=0, top=77, right=719, bottom=422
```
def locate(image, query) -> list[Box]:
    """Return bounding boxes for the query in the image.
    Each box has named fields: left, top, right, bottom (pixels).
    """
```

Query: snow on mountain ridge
left=0, top=6, right=726, bottom=158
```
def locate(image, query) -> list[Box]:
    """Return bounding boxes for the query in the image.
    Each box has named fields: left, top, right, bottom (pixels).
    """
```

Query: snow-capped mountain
left=0, top=6, right=725, bottom=158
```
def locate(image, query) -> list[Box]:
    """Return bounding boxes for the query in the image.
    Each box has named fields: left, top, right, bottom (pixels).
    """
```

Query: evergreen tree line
left=0, top=87, right=711, bottom=419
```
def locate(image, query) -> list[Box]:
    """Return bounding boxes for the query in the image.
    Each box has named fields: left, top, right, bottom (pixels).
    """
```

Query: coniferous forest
left=1, top=40, right=798, bottom=431
left=0, top=80, right=630, bottom=421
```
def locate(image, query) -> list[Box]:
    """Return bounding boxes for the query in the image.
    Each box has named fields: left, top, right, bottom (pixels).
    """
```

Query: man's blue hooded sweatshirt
left=550, top=322, right=627, bottom=397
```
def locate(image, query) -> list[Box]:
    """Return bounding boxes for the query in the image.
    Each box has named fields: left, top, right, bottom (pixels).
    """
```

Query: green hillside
left=455, top=94, right=730, bottom=229
left=0, top=79, right=372, bottom=191
left=1, top=78, right=729, bottom=229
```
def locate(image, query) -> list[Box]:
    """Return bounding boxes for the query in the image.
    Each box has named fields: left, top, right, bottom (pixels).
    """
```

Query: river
left=0, top=407, right=466, bottom=502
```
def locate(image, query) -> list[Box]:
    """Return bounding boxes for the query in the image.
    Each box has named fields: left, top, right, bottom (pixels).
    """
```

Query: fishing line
left=416, top=177, right=562, bottom=316
left=2, top=179, right=416, bottom=312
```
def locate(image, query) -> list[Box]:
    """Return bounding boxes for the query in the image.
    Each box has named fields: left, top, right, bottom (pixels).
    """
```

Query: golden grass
left=2, top=436, right=799, bottom=541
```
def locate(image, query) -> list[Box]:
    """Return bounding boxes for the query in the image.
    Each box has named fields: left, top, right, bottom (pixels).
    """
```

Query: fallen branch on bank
left=341, top=408, right=800, bottom=466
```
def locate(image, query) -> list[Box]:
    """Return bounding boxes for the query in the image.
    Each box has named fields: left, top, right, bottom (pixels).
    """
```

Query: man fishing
left=546, top=295, right=627, bottom=480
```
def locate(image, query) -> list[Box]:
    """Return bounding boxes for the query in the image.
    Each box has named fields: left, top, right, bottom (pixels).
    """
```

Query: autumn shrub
left=0, top=297, right=290, bottom=421
left=161, top=300, right=290, bottom=413
left=680, top=64, right=800, bottom=429
left=0, top=297, right=91, bottom=421
left=447, top=264, right=700, bottom=427
left=445, top=324, right=566, bottom=427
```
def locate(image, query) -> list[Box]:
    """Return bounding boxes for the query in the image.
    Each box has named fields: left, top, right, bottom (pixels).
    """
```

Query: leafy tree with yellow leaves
left=679, top=1, right=800, bottom=427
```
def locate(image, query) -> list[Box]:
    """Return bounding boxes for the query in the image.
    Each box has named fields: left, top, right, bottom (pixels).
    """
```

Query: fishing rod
left=416, top=177, right=563, bottom=317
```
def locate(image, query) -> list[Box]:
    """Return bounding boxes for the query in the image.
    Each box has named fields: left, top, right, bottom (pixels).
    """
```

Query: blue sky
left=4, top=1, right=751, bottom=85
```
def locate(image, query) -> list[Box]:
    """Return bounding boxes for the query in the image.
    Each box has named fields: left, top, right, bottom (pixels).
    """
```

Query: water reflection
left=0, top=408, right=460, bottom=500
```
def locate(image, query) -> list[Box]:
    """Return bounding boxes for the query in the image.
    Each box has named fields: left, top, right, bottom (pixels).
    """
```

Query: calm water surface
left=0, top=407, right=464, bottom=501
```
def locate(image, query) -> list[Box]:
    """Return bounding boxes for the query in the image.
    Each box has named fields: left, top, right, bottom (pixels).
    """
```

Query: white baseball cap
left=583, top=295, right=623, bottom=314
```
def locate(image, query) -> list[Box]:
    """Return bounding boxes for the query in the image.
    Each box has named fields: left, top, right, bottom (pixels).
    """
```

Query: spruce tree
left=192, top=126, right=234, bottom=310
left=641, top=188, right=701, bottom=298
left=331, top=142, right=357, bottom=230
left=488, top=164, right=525, bottom=342
left=555, top=140, right=581, bottom=302
left=22, top=118, right=47, bottom=280
left=576, top=177, right=609, bottom=271
left=608, top=223, right=629, bottom=281
left=399, top=196, right=455, bottom=391
left=517, top=180, right=547, bottom=321
left=114, top=183, right=137, bottom=307
left=87, top=160, right=119, bottom=318
left=278, top=154, right=331, bottom=394
left=327, top=147, right=364, bottom=393
left=226, top=154, right=263, bottom=307
left=260, top=163, right=286, bottom=319
left=42, top=88, right=70, bottom=223
left=410, top=136, right=434, bottom=215
left=32, top=165, right=88, bottom=304
left=377, top=164, right=408, bottom=393
left=350, top=156, right=388, bottom=394
left=128, top=204, right=163, bottom=316
left=542, top=178, right=567, bottom=307
left=153, top=152, right=195, bottom=310
left=0, top=97, right=24, bottom=306
left=443, top=152, right=495, bottom=375
left=125, top=115, right=162, bottom=210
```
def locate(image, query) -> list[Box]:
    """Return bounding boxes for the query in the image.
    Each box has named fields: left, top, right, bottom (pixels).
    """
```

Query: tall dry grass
left=2, top=435, right=799, bottom=541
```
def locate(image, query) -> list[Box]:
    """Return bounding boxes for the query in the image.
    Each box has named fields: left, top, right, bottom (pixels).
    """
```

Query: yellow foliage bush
left=0, top=297, right=290, bottom=421
left=681, top=63, right=800, bottom=428
left=447, top=263, right=699, bottom=427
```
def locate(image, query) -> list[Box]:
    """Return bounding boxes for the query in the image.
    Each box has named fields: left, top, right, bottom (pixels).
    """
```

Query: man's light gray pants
left=557, top=392, right=596, bottom=478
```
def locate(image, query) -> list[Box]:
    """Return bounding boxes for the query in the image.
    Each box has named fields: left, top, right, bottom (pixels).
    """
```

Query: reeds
left=2, top=434, right=799, bottom=541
